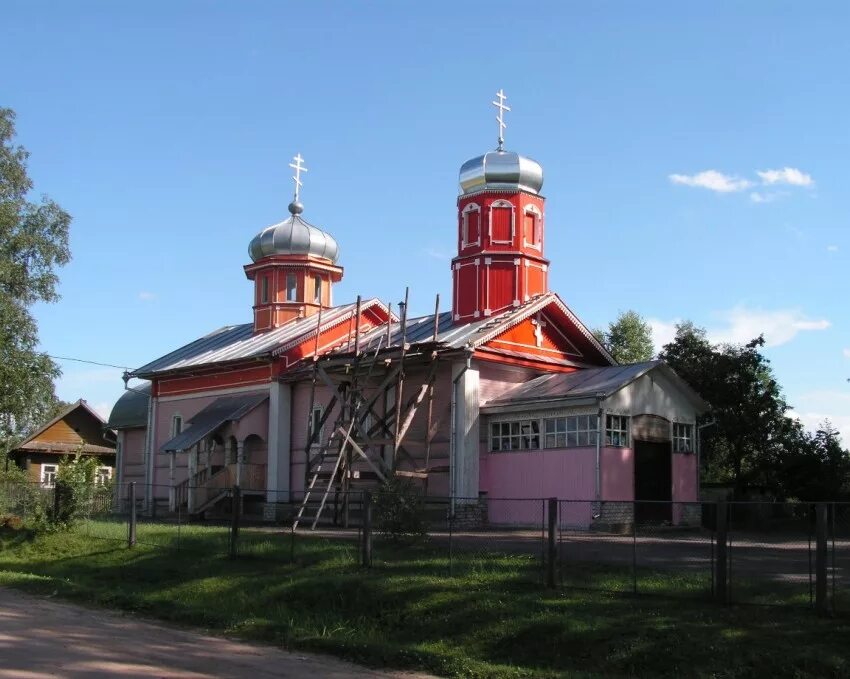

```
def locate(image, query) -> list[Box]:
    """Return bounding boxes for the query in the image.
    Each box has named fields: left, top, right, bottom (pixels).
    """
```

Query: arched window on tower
left=286, top=272, right=297, bottom=302
left=461, top=203, right=481, bottom=248
left=313, top=275, right=322, bottom=305
left=490, top=200, right=514, bottom=243
left=260, top=274, right=270, bottom=304
left=523, top=205, right=542, bottom=248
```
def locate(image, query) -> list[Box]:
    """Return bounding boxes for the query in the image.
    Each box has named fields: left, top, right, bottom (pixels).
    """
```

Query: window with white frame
left=171, top=414, right=183, bottom=438
left=313, top=275, right=322, bottom=304
left=490, top=420, right=540, bottom=451
left=543, top=414, right=598, bottom=448
left=95, top=466, right=113, bottom=486
left=673, top=422, right=694, bottom=453
left=489, top=200, right=514, bottom=242
left=260, top=274, right=270, bottom=304
left=462, top=203, right=481, bottom=246
left=606, top=414, right=630, bottom=447
left=41, top=463, right=58, bottom=488
left=286, top=272, right=297, bottom=301
left=523, top=206, right=541, bottom=246
left=309, top=405, right=324, bottom=445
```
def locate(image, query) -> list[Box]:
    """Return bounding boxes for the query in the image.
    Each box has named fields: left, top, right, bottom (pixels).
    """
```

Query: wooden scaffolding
left=293, top=291, right=445, bottom=529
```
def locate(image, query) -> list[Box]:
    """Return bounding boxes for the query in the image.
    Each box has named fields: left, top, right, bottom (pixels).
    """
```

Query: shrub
left=373, top=476, right=427, bottom=543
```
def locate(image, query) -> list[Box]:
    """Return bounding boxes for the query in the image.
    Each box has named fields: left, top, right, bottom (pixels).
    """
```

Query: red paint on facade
left=452, top=190, right=549, bottom=322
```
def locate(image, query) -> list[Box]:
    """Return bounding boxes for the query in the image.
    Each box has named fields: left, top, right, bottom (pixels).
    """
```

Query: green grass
left=1, top=521, right=848, bottom=678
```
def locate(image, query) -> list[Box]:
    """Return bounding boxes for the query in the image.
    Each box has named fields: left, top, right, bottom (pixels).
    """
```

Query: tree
left=659, top=323, right=791, bottom=497
left=594, top=310, right=655, bottom=364
left=0, top=108, right=71, bottom=456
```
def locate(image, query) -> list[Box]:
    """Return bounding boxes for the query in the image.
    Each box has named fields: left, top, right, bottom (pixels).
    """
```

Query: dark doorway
left=634, top=440, right=672, bottom=524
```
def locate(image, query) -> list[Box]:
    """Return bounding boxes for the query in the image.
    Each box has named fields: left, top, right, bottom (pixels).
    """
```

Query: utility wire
left=47, top=354, right=130, bottom=370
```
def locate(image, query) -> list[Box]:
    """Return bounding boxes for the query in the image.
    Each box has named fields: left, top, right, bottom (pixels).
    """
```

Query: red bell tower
left=452, top=91, right=548, bottom=323
left=245, top=154, right=343, bottom=333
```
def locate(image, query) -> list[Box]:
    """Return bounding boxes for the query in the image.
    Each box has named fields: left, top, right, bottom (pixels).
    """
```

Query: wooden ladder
left=292, top=420, right=356, bottom=530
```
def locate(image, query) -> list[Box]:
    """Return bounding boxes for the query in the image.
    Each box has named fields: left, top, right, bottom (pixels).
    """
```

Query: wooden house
left=8, top=400, right=117, bottom=487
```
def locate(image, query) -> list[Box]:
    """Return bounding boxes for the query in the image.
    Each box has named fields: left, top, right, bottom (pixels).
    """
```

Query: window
left=40, top=463, right=58, bottom=488
left=673, top=422, right=694, bottom=453
left=95, top=466, right=112, bottom=486
left=523, top=207, right=541, bottom=246
left=260, top=275, right=270, bottom=304
left=286, top=272, right=297, bottom=301
left=543, top=415, right=598, bottom=448
left=172, top=415, right=183, bottom=438
left=490, top=200, right=514, bottom=242
left=313, top=275, right=322, bottom=304
left=309, top=405, right=324, bottom=445
left=462, top=204, right=481, bottom=246
left=490, top=420, right=540, bottom=452
left=606, top=414, right=630, bottom=447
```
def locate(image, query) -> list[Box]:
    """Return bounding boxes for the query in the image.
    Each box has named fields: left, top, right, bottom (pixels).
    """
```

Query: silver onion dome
left=248, top=203, right=340, bottom=263
left=458, top=150, right=544, bottom=196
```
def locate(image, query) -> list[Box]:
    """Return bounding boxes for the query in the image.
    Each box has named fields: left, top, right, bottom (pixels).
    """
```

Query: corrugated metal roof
left=160, top=392, right=268, bottom=453
left=483, top=361, right=662, bottom=407
left=330, top=293, right=613, bottom=364
left=132, top=300, right=384, bottom=377
left=107, top=382, right=151, bottom=429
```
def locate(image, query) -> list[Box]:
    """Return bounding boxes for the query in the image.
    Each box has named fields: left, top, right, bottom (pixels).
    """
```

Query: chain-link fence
left=3, top=479, right=849, bottom=615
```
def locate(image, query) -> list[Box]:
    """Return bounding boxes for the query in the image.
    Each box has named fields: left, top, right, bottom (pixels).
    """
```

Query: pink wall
left=151, top=392, right=268, bottom=492
left=600, top=447, right=634, bottom=501
left=672, top=452, right=698, bottom=502
left=120, top=428, right=147, bottom=484
left=481, top=447, right=596, bottom=525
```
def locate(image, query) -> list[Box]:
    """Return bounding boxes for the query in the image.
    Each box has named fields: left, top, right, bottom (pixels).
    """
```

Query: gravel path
left=0, top=587, right=435, bottom=678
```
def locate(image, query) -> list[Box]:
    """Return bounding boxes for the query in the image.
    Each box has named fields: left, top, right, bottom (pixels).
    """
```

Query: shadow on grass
left=2, top=522, right=850, bottom=678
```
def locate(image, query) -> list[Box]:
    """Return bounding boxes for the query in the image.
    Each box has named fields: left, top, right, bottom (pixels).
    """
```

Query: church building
left=109, top=92, right=707, bottom=528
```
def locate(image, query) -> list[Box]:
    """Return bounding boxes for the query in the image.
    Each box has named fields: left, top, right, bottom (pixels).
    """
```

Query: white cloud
left=790, top=391, right=850, bottom=445
left=648, top=318, right=680, bottom=353
left=827, top=244, right=839, bottom=252
left=708, top=306, right=830, bottom=347
left=757, top=167, right=814, bottom=187
left=669, top=170, right=753, bottom=193
left=138, top=291, right=156, bottom=301
left=648, top=306, right=830, bottom=353
left=843, top=348, right=850, bottom=358
left=749, top=191, right=784, bottom=204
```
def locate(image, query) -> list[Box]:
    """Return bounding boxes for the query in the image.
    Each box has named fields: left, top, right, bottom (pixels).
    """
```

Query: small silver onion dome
left=248, top=203, right=340, bottom=263
left=459, top=150, right=544, bottom=195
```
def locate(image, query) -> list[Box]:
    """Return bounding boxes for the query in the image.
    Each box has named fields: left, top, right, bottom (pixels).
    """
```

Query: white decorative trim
left=484, top=257, right=492, bottom=265
left=461, top=202, right=482, bottom=249
left=489, top=200, right=515, bottom=244
left=474, top=310, right=480, bottom=318
left=157, top=382, right=272, bottom=403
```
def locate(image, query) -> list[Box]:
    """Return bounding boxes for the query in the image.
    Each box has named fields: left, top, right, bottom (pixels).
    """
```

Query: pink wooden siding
left=481, top=447, right=596, bottom=525
left=121, top=428, right=147, bottom=484
left=600, top=447, right=634, bottom=501
left=672, top=452, right=697, bottom=503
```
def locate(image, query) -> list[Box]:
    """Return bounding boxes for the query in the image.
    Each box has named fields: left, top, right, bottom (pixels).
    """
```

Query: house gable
left=476, top=296, right=613, bottom=369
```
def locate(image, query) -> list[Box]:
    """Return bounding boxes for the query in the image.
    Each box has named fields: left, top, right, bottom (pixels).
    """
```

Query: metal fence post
left=715, top=501, right=728, bottom=604
left=632, top=504, right=638, bottom=594
left=547, top=497, right=557, bottom=588
left=448, top=500, right=454, bottom=577
left=128, top=482, right=137, bottom=548
left=229, top=486, right=241, bottom=558
left=361, top=490, right=373, bottom=568
left=816, top=502, right=828, bottom=615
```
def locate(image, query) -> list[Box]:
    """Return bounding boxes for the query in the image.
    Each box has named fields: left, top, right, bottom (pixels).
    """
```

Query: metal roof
left=481, top=361, right=709, bottom=411
left=132, top=300, right=386, bottom=377
left=160, top=392, right=268, bottom=453
left=330, top=292, right=613, bottom=364
left=107, top=382, right=151, bottom=429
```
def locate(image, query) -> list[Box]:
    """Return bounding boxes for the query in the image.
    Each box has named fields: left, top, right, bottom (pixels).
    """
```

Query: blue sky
left=3, top=1, right=848, bottom=440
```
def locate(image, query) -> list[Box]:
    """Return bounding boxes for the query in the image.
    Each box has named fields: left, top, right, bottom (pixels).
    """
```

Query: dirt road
left=0, top=588, right=434, bottom=678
